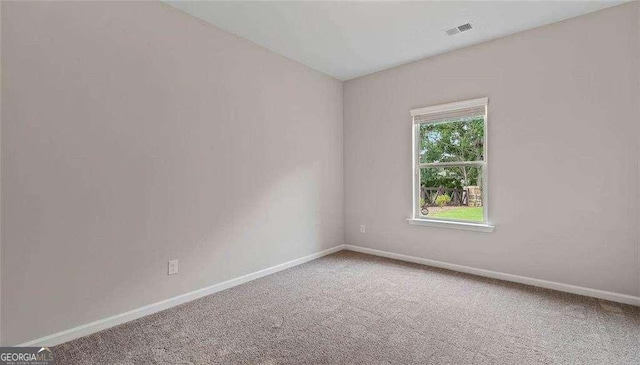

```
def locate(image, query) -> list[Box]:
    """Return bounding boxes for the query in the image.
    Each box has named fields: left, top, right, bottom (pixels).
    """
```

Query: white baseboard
left=17, top=243, right=638, bottom=347
left=344, top=245, right=640, bottom=307
left=18, top=244, right=346, bottom=347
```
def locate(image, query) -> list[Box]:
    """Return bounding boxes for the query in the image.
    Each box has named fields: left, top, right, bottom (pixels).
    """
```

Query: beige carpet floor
left=54, top=250, right=640, bottom=364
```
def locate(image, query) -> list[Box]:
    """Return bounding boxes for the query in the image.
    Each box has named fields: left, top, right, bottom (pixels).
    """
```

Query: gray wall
left=637, top=1, right=640, bottom=298
left=1, top=2, right=343, bottom=345
left=344, top=3, right=640, bottom=297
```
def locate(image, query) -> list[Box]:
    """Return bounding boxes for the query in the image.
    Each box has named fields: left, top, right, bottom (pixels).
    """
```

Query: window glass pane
left=419, top=166, right=484, bottom=222
left=419, top=117, right=484, bottom=164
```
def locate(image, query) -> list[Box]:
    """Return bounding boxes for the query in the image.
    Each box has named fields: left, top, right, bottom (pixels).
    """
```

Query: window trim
left=408, top=97, right=494, bottom=232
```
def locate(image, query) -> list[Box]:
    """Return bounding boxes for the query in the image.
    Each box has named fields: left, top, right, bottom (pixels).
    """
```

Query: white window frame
left=407, top=97, right=494, bottom=232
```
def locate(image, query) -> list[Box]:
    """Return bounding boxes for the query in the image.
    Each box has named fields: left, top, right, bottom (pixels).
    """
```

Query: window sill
left=407, top=218, right=494, bottom=232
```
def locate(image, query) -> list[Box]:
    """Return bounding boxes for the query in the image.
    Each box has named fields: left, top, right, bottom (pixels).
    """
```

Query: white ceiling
left=165, top=1, right=628, bottom=81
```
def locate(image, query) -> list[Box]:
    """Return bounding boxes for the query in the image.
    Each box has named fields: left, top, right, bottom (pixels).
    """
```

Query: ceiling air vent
left=445, top=23, right=473, bottom=36
left=457, top=23, right=473, bottom=32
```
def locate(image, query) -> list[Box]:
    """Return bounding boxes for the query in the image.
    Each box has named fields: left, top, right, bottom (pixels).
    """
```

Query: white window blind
left=411, top=97, right=487, bottom=124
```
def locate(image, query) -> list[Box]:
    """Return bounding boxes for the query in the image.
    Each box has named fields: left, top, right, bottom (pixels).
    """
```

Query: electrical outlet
left=360, top=225, right=366, bottom=233
left=168, top=259, right=179, bottom=275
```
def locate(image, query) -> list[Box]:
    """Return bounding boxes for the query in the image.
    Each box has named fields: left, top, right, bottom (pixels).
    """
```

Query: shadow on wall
left=102, top=161, right=325, bottom=311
